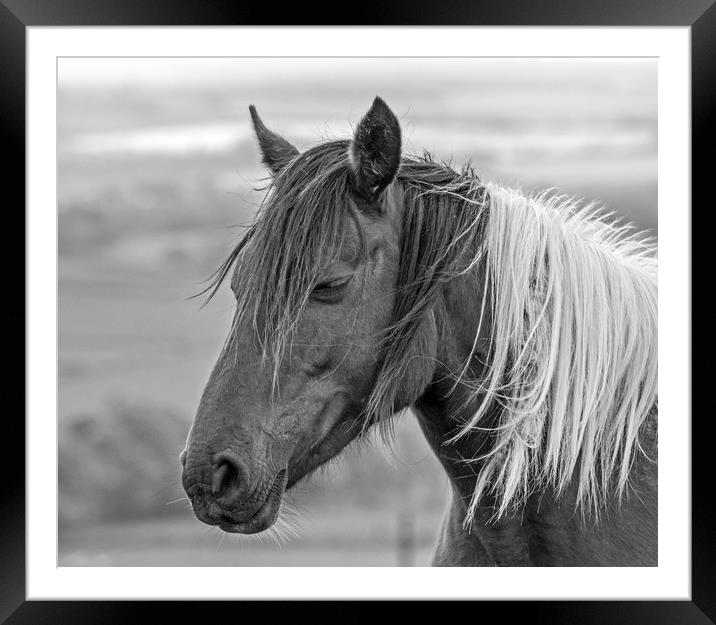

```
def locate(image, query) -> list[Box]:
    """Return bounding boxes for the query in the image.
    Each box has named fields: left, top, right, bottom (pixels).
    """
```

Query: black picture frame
left=3, top=0, right=712, bottom=622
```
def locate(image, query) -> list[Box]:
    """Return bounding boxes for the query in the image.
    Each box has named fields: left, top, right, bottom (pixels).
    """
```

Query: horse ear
left=348, top=96, right=402, bottom=202
left=249, top=105, right=299, bottom=175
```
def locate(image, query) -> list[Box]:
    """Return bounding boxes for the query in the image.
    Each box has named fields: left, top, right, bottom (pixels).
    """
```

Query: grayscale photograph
left=58, top=57, right=657, bottom=567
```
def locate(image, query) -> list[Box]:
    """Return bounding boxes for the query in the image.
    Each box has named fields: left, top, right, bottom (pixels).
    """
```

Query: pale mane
left=458, top=182, right=658, bottom=524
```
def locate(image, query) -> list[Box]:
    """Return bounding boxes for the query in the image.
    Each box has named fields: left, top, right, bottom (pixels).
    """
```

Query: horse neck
left=412, top=267, right=497, bottom=511
left=404, top=191, right=659, bottom=564
left=410, top=266, right=658, bottom=565
left=408, top=268, right=537, bottom=565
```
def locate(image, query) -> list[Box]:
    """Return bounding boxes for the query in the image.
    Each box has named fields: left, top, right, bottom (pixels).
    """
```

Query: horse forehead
left=337, top=211, right=391, bottom=265
left=338, top=222, right=362, bottom=264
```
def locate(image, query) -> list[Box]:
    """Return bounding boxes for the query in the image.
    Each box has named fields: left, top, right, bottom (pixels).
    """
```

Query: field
left=60, top=504, right=443, bottom=567
left=58, top=58, right=657, bottom=566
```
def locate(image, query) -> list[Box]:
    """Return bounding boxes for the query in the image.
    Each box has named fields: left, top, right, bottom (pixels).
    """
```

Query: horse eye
left=311, top=275, right=353, bottom=301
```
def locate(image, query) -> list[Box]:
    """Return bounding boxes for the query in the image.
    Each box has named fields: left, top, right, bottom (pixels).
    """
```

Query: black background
left=2, top=0, right=713, bottom=622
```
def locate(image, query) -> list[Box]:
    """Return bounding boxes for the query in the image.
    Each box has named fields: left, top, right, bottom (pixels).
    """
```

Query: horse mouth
left=216, top=469, right=288, bottom=534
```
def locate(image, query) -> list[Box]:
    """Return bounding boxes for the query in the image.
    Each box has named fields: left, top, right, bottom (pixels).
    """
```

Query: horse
left=180, top=97, right=658, bottom=566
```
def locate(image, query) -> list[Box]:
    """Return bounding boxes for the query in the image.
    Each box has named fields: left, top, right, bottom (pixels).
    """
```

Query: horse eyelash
left=313, top=275, right=353, bottom=292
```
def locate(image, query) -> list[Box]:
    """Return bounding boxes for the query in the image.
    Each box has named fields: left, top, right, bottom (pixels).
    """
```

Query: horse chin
left=286, top=416, right=364, bottom=489
left=215, top=469, right=288, bottom=535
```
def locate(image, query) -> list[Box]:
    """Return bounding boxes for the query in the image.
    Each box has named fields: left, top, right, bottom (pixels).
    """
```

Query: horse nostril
left=211, top=452, right=248, bottom=506
left=211, top=462, right=231, bottom=495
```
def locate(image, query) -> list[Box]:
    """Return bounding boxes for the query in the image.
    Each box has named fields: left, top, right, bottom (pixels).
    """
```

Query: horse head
left=180, top=98, right=432, bottom=533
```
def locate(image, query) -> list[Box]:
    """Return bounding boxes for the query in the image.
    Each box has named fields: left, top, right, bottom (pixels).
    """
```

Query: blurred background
left=58, top=57, right=657, bottom=566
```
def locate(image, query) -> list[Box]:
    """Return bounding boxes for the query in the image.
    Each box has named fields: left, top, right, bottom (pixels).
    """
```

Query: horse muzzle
left=182, top=449, right=288, bottom=534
